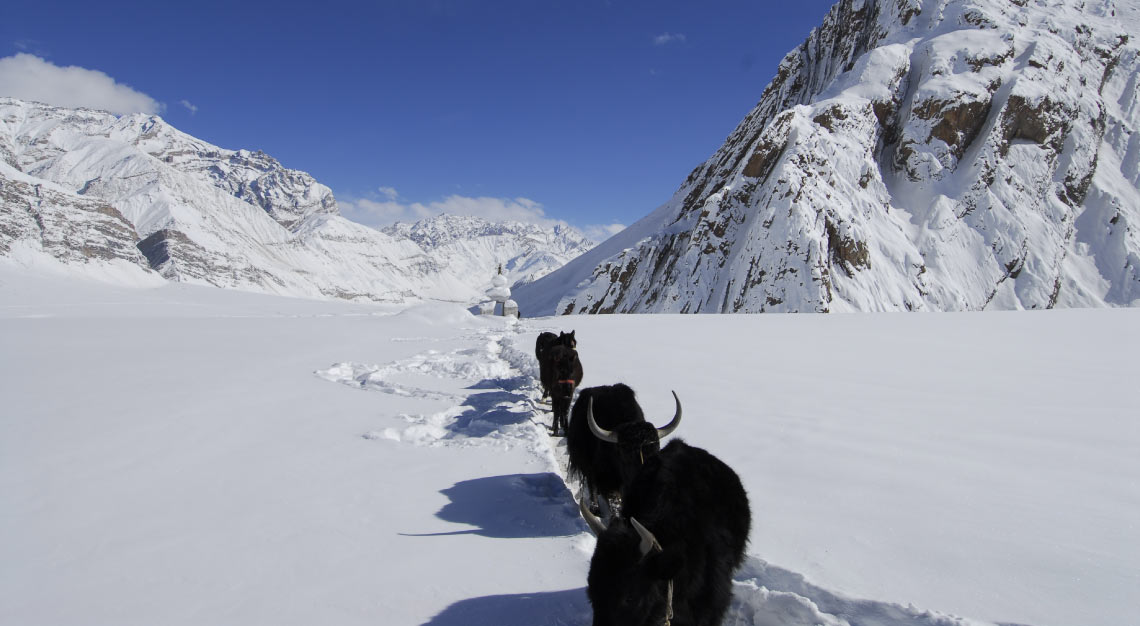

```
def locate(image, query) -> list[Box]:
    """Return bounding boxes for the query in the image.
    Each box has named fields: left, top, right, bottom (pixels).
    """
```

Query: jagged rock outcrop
left=516, top=0, right=1140, bottom=314
left=1, top=167, right=153, bottom=272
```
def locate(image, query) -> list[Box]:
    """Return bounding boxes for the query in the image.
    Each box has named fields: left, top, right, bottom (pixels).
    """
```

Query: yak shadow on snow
left=446, top=390, right=535, bottom=436
left=466, top=374, right=530, bottom=393
left=400, top=472, right=584, bottom=539
left=422, top=587, right=590, bottom=626
left=443, top=375, right=547, bottom=438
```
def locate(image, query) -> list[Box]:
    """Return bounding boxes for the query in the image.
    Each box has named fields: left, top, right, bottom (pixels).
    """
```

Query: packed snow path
left=318, top=316, right=1018, bottom=626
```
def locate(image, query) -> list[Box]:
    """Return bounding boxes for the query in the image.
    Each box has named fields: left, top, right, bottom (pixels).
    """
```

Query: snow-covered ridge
left=0, top=98, right=592, bottom=303
left=516, top=0, right=1140, bottom=314
left=384, top=214, right=594, bottom=288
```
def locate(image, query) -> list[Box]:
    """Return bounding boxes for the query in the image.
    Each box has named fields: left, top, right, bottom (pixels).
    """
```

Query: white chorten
left=487, top=265, right=511, bottom=303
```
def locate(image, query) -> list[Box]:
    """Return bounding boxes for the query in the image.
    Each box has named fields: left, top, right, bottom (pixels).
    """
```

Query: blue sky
left=2, top=0, right=838, bottom=239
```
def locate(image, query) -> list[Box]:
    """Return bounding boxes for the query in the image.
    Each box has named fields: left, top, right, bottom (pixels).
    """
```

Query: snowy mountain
left=515, top=0, right=1140, bottom=315
left=383, top=214, right=594, bottom=289
left=0, top=98, right=590, bottom=303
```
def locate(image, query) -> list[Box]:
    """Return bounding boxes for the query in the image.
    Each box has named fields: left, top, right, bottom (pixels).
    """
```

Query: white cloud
left=338, top=191, right=621, bottom=243
left=0, top=53, right=162, bottom=115
left=339, top=197, right=429, bottom=226
left=583, top=223, right=626, bottom=242
left=339, top=193, right=564, bottom=229
left=180, top=99, right=198, bottom=115
left=653, top=32, right=687, bottom=46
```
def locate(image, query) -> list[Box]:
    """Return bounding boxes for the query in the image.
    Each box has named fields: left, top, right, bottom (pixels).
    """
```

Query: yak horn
left=579, top=498, right=607, bottom=536
left=630, top=517, right=663, bottom=558
left=656, top=391, right=683, bottom=438
left=587, top=396, right=620, bottom=443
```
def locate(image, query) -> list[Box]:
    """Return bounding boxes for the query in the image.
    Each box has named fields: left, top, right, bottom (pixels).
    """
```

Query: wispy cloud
left=0, top=53, right=161, bottom=115
left=339, top=191, right=561, bottom=229
left=179, top=99, right=198, bottom=115
left=12, top=40, right=52, bottom=58
left=339, top=188, right=621, bottom=243
left=584, top=223, right=626, bottom=242
left=653, top=32, right=686, bottom=46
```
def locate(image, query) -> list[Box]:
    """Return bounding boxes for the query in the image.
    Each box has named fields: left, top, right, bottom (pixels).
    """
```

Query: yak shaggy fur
left=567, top=383, right=648, bottom=506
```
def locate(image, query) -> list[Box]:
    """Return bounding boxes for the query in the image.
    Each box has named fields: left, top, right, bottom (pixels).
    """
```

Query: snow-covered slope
left=384, top=214, right=594, bottom=290
left=516, top=0, right=1140, bottom=315
left=0, top=98, right=590, bottom=303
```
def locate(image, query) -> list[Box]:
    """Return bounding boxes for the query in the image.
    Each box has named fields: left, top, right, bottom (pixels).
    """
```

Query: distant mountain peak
left=1, top=98, right=592, bottom=304
left=382, top=213, right=594, bottom=289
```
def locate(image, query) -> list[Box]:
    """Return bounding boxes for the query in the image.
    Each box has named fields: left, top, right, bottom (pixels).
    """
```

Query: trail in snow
left=318, top=318, right=1001, bottom=626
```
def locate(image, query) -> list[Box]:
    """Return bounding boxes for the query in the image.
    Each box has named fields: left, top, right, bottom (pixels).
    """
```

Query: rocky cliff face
left=517, top=0, right=1139, bottom=314
left=0, top=168, right=150, bottom=270
left=0, top=98, right=591, bottom=303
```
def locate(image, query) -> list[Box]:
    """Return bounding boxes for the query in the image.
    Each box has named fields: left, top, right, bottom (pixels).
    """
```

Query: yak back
left=612, top=439, right=750, bottom=626
left=622, top=438, right=751, bottom=581
left=535, top=332, right=558, bottom=360
left=545, top=344, right=582, bottom=393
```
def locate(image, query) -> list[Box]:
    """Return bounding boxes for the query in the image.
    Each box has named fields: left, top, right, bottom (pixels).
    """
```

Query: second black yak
left=536, top=330, right=576, bottom=401
left=545, top=344, right=582, bottom=436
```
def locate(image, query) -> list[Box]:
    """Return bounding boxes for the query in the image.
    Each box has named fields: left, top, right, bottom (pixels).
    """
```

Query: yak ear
left=646, top=547, right=685, bottom=580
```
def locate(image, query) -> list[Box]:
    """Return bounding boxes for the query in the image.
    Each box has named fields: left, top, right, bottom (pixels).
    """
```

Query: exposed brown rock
left=825, top=218, right=871, bottom=277
left=915, top=96, right=994, bottom=159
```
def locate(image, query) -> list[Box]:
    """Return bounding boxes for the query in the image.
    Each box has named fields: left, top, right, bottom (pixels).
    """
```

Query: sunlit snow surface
left=1, top=266, right=1136, bottom=626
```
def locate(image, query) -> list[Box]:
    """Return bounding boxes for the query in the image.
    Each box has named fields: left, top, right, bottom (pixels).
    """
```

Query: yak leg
left=550, top=396, right=568, bottom=436
left=582, top=482, right=618, bottom=524
left=596, top=492, right=614, bottom=522
left=583, top=484, right=607, bottom=520
left=557, top=408, right=569, bottom=435
left=549, top=399, right=562, bottom=435
left=600, top=493, right=624, bottom=523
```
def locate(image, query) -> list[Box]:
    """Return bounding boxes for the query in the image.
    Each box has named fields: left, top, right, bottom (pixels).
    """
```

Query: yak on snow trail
left=544, top=344, right=582, bottom=436
left=579, top=435, right=751, bottom=626
left=536, top=330, right=577, bottom=402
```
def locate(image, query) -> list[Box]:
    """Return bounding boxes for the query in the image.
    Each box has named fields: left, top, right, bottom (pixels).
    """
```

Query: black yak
left=567, top=385, right=680, bottom=518
left=579, top=438, right=751, bottom=626
left=545, top=343, right=582, bottom=436
left=536, top=330, right=576, bottom=401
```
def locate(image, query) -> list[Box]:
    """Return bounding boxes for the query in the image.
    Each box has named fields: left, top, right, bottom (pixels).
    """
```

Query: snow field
left=2, top=269, right=1135, bottom=626
left=323, top=310, right=1132, bottom=626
